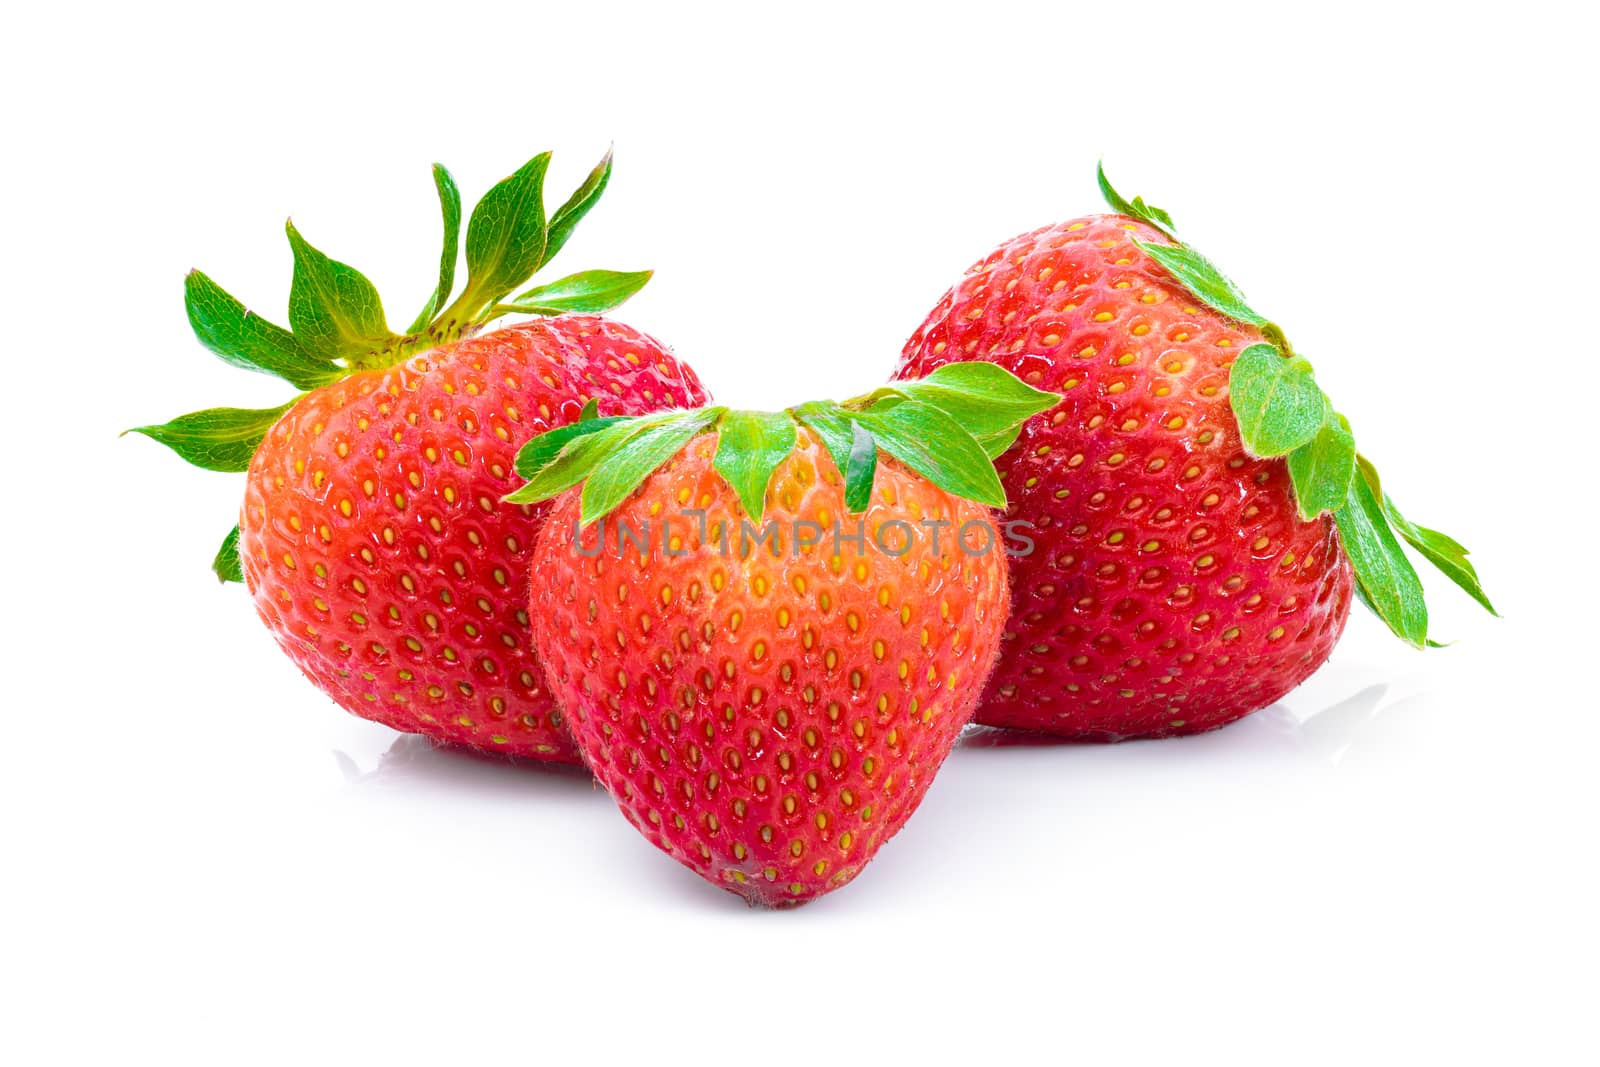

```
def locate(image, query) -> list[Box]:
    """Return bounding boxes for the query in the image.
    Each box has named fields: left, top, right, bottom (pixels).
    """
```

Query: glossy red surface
left=897, top=216, right=1352, bottom=739
left=530, top=431, right=1009, bottom=903
left=241, top=315, right=709, bottom=759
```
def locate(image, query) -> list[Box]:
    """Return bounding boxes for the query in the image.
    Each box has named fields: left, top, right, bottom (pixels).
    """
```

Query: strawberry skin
left=241, top=315, right=708, bottom=760
left=896, top=215, right=1353, bottom=740
left=529, top=430, right=1009, bottom=904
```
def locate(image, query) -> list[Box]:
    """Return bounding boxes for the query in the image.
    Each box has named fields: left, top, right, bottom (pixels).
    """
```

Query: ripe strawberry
left=510, top=370, right=1054, bottom=903
left=132, top=150, right=708, bottom=760
left=241, top=316, right=706, bottom=759
left=894, top=166, right=1494, bottom=741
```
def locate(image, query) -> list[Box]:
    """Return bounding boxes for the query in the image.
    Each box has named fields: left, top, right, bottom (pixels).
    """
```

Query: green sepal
left=506, top=363, right=1053, bottom=525
left=1285, top=411, right=1357, bottom=519
left=1099, top=164, right=1493, bottom=645
left=125, top=399, right=297, bottom=473
left=461, top=151, right=551, bottom=310
left=843, top=420, right=878, bottom=513
left=1356, top=457, right=1497, bottom=616
left=512, top=413, right=631, bottom=480
left=974, top=424, right=1026, bottom=461
left=1333, top=471, right=1430, bottom=648
left=162, top=149, right=659, bottom=587
left=580, top=408, right=723, bottom=525
left=791, top=400, right=859, bottom=477
left=286, top=221, right=398, bottom=362
left=1096, top=161, right=1176, bottom=237
left=213, top=525, right=244, bottom=583
left=407, top=163, right=462, bottom=333
left=851, top=399, right=1006, bottom=509
left=1135, top=239, right=1267, bottom=327
left=1259, top=321, right=1296, bottom=358
left=713, top=410, right=799, bottom=518
left=876, top=360, right=1059, bottom=460
left=501, top=269, right=652, bottom=316
left=184, top=271, right=341, bottom=390
left=578, top=398, right=601, bottom=421
left=506, top=411, right=669, bottom=504
left=542, top=147, right=612, bottom=268
left=1229, top=343, right=1327, bottom=457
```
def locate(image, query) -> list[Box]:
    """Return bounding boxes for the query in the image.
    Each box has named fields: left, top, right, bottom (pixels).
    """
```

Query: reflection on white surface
left=334, top=735, right=596, bottom=792
left=338, top=678, right=1401, bottom=798
left=959, top=683, right=1393, bottom=766
left=307, top=674, right=1427, bottom=927
left=1291, top=684, right=1391, bottom=765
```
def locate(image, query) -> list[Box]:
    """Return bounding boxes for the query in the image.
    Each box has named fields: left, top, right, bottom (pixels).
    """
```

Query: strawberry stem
left=140, top=148, right=653, bottom=579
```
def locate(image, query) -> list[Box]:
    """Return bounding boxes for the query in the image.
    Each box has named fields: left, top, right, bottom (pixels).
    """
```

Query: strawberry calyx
left=1098, top=163, right=1496, bottom=647
left=129, top=148, right=650, bottom=581
left=506, top=362, right=1060, bottom=525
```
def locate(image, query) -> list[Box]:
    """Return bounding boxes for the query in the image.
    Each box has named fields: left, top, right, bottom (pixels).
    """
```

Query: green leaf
left=580, top=409, right=722, bottom=524
left=843, top=420, right=878, bottom=513
left=1259, top=321, right=1296, bottom=358
left=1333, top=473, right=1429, bottom=648
left=713, top=410, right=798, bottom=519
left=852, top=400, right=1006, bottom=508
left=542, top=147, right=612, bottom=268
left=1096, top=162, right=1176, bottom=236
left=578, top=398, right=601, bottom=421
left=513, top=414, right=630, bottom=479
left=1285, top=411, right=1357, bottom=520
left=126, top=399, right=296, bottom=473
left=286, top=221, right=396, bottom=361
left=791, top=400, right=858, bottom=478
left=504, top=410, right=682, bottom=505
left=974, top=423, right=1026, bottom=461
left=886, top=360, right=1060, bottom=446
left=505, top=269, right=652, bottom=315
left=1393, top=513, right=1496, bottom=616
left=184, top=270, right=342, bottom=390
left=463, top=151, right=550, bottom=309
left=407, top=163, right=462, bottom=333
left=1135, top=239, right=1267, bottom=327
left=1229, top=343, right=1328, bottom=457
left=213, top=525, right=244, bottom=583
left=1356, top=457, right=1497, bottom=616
left=917, top=359, right=1056, bottom=402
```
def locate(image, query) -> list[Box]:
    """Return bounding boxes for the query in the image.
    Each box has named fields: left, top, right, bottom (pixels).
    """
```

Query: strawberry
left=131, top=151, right=708, bottom=760
left=508, top=367, right=1056, bottom=903
left=894, top=166, right=1494, bottom=741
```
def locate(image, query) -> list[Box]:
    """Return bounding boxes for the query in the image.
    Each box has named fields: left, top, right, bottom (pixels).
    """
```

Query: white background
left=4, top=2, right=1595, bottom=1063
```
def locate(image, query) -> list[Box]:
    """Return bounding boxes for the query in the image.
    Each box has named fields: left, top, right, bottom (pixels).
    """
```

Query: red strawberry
left=132, top=150, right=708, bottom=760
left=241, top=316, right=706, bottom=759
left=510, top=373, right=1052, bottom=903
left=894, top=166, right=1493, bottom=741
